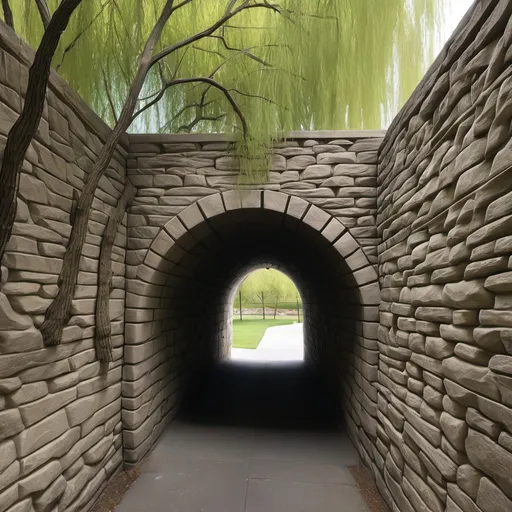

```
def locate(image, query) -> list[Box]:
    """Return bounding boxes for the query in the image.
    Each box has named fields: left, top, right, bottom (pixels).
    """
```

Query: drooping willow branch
left=0, top=0, right=83, bottom=266
left=95, top=182, right=135, bottom=362
left=131, top=76, right=248, bottom=135
left=40, top=0, right=285, bottom=346
left=1, top=0, right=13, bottom=29
left=56, top=0, right=112, bottom=72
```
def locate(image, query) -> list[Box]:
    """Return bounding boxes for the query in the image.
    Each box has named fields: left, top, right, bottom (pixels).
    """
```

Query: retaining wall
left=0, top=24, right=128, bottom=512
left=375, top=1, right=512, bottom=510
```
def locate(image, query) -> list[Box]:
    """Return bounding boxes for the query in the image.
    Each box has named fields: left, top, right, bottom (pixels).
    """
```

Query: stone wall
left=126, top=131, right=384, bottom=267
left=0, top=25, right=128, bottom=512
left=122, top=135, right=384, bottom=464
left=375, top=1, right=512, bottom=510
left=2, top=0, right=512, bottom=510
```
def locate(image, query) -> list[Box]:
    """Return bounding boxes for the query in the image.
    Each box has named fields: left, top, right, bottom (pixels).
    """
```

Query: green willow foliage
left=4, top=0, right=442, bottom=174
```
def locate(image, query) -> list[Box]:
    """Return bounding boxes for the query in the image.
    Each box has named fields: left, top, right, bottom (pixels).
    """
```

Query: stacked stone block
left=0, top=25, right=127, bottom=512
left=121, top=190, right=381, bottom=465
left=375, top=1, right=512, bottom=510
left=125, top=132, right=383, bottom=272
left=2, top=0, right=512, bottom=510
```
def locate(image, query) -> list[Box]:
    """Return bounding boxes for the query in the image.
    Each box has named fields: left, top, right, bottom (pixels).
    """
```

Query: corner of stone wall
left=0, top=20, right=128, bottom=512
left=374, top=1, right=512, bottom=510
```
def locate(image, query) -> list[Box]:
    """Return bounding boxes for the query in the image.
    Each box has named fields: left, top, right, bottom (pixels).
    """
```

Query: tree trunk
left=274, top=301, right=278, bottom=320
left=0, top=0, right=83, bottom=265
left=239, top=290, right=242, bottom=321
left=40, top=0, right=177, bottom=346
left=262, top=292, right=265, bottom=320
left=95, top=183, right=134, bottom=362
left=1, top=0, right=14, bottom=29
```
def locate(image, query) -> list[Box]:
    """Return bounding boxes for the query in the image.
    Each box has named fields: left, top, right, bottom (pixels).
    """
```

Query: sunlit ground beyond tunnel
left=231, top=322, right=305, bottom=362
left=230, top=268, right=305, bottom=363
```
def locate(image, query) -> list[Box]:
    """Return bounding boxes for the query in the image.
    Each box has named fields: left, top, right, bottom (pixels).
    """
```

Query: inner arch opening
left=123, top=194, right=380, bottom=465
left=229, top=267, right=304, bottom=363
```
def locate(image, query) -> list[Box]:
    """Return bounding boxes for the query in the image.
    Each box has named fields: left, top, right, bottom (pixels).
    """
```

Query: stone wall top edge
left=127, top=129, right=387, bottom=144
left=0, top=21, right=129, bottom=151
left=380, top=0, right=486, bottom=155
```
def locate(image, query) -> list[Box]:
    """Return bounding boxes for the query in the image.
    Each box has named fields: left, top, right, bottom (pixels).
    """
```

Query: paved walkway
left=115, top=363, right=372, bottom=512
left=231, top=323, right=304, bottom=362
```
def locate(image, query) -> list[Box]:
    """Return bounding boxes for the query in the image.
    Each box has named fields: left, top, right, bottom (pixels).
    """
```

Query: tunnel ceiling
left=166, top=207, right=361, bottom=304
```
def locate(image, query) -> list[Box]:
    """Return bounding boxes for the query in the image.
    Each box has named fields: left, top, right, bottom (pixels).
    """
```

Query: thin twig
left=102, top=68, right=119, bottom=123
left=178, top=113, right=226, bottom=132
left=167, top=77, right=249, bottom=136
left=56, top=0, right=111, bottom=71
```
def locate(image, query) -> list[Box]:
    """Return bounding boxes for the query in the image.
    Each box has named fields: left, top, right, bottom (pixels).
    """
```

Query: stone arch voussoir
left=140, top=191, right=379, bottom=307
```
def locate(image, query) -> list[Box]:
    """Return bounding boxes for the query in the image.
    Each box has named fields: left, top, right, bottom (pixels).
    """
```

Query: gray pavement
left=115, top=363, right=371, bottom=512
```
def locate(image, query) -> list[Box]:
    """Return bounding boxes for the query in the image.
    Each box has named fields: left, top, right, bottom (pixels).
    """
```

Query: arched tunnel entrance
left=123, top=191, right=380, bottom=470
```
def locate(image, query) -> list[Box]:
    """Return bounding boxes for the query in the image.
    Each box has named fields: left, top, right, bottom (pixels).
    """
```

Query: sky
left=438, top=0, right=475, bottom=51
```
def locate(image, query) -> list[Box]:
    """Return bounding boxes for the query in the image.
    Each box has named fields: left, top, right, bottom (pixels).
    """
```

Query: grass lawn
left=232, top=318, right=295, bottom=349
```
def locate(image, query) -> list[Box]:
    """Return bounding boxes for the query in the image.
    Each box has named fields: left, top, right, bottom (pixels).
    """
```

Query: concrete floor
left=115, top=363, right=371, bottom=512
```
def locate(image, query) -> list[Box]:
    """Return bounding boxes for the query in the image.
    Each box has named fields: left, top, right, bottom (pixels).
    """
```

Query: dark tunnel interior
left=149, top=206, right=371, bottom=432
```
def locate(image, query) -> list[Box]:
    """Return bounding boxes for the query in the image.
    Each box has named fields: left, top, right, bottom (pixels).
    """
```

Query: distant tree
left=237, top=268, right=298, bottom=319
left=267, top=270, right=296, bottom=319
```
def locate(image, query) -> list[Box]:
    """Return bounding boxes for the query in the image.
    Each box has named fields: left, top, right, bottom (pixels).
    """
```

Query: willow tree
left=239, top=269, right=299, bottom=319
left=1, top=0, right=443, bottom=352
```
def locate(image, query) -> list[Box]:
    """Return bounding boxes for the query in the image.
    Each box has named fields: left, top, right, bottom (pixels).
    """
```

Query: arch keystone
left=240, top=190, right=262, bottom=209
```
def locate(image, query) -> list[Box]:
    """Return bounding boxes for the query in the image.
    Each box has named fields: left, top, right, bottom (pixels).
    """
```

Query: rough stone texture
left=126, top=136, right=380, bottom=265
left=376, top=2, right=512, bottom=510
left=2, top=2, right=512, bottom=511
left=0, top=22, right=125, bottom=512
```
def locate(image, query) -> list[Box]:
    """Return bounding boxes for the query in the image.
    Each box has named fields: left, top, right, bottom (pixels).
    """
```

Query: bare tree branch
left=178, top=113, right=226, bottom=133
left=102, top=68, right=119, bottom=123
left=95, top=182, right=135, bottom=362
left=133, top=36, right=278, bottom=126
left=158, top=83, right=219, bottom=132
left=41, top=0, right=180, bottom=346
left=1, top=0, right=13, bottom=29
left=229, top=87, right=280, bottom=106
left=167, top=77, right=248, bottom=136
left=224, top=0, right=238, bottom=16
left=150, top=1, right=282, bottom=66
left=206, top=35, right=276, bottom=66
left=0, top=0, right=83, bottom=265
left=35, top=0, right=51, bottom=29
